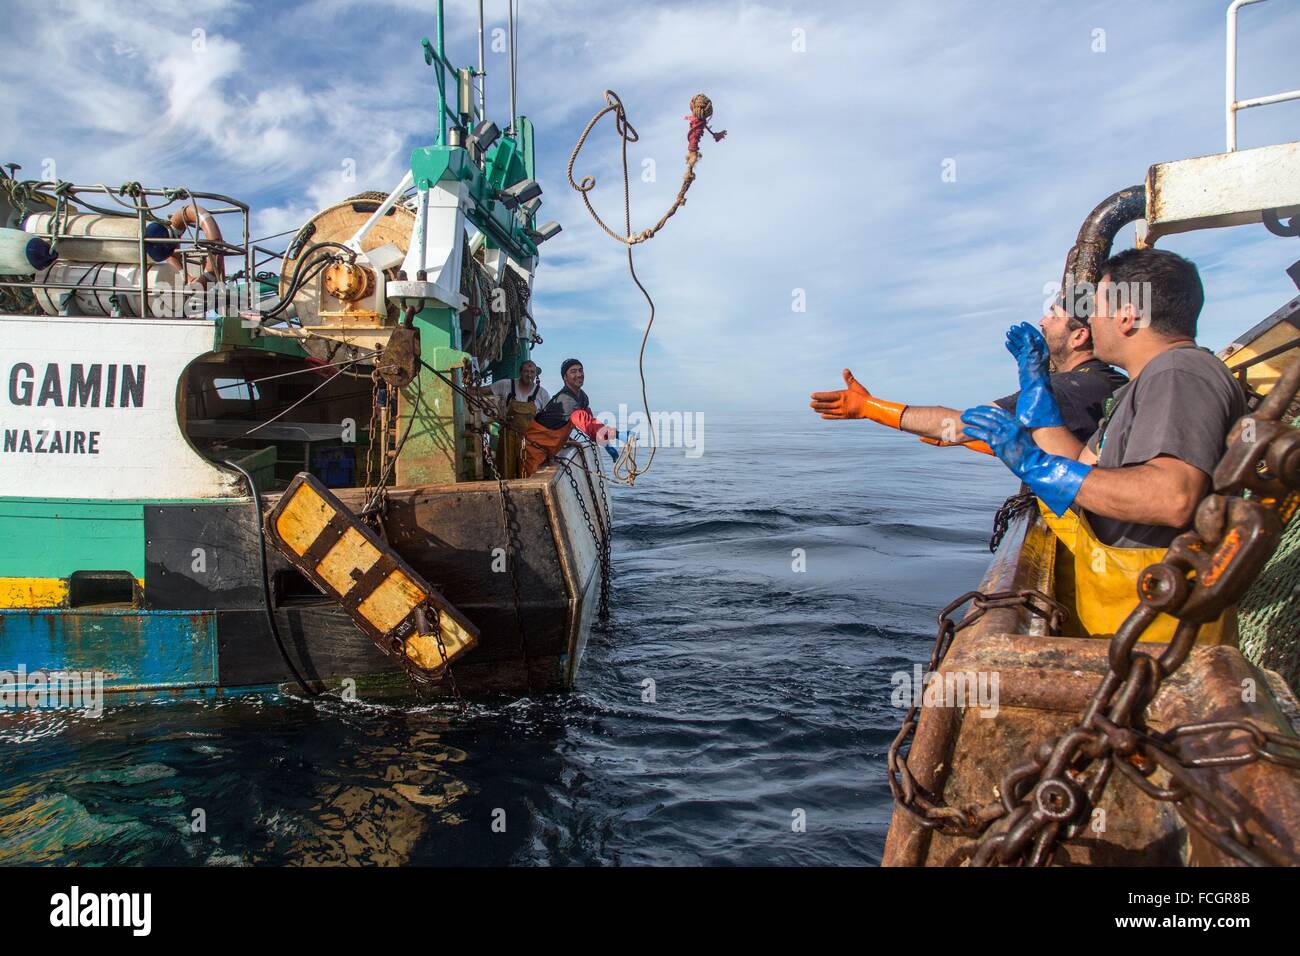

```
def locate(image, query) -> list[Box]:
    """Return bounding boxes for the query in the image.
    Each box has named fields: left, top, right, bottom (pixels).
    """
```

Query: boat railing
left=0, top=179, right=254, bottom=320
left=1226, top=0, right=1300, bottom=151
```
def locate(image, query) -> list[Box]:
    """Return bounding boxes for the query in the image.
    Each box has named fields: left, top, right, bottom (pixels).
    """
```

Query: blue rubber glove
left=1005, top=322, right=1063, bottom=428
left=605, top=443, right=619, bottom=463
left=960, top=405, right=1090, bottom=516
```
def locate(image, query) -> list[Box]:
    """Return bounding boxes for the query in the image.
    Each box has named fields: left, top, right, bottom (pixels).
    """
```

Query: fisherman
left=810, top=301, right=1125, bottom=449
left=960, top=248, right=1247, bottom=642
left=521, top=358, right=618, bottom=478
left=470, top=360, right=550, bottom=478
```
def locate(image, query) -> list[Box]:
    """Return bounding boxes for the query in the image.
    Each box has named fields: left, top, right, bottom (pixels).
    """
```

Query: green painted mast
left=396, top=1, right=543, bottom=486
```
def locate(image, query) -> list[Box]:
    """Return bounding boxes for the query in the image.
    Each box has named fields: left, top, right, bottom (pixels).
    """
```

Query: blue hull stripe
left=0, top=609, right=217, bottom=691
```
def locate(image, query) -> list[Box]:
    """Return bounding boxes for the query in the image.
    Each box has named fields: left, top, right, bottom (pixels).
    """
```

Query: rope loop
left=565, top=91, right=724, bottom=483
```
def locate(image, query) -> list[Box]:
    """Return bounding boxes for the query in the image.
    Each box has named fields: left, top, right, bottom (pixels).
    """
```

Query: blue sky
left=1, top=0, right=1298, bottom=413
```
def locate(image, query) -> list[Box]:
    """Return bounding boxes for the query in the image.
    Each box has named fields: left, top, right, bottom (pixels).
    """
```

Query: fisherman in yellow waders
left=471, top=360, right=550, bottom=478
left=960, top=248, right=1248, bottom=644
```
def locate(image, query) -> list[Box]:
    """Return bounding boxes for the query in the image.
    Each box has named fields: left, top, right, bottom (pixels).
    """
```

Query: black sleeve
left=994, top=375, right=1106, bottom=444
left=993, top=390, right=1018, bottom=413
left=1052, top=374, right=1112, bottom=444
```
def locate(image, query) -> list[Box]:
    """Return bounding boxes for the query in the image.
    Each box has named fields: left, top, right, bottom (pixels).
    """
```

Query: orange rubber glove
left=809, top=369, right=905, bottom=428
left=917, top=436, right=993, bottom=456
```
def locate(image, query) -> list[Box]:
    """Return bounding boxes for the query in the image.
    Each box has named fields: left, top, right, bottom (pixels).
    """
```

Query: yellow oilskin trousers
left=496, top=396, right=538, bottom=479
left=1037, top=501, right=1237, bottom=646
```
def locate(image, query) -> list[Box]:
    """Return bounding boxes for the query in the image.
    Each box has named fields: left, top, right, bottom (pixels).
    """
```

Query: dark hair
left=1065, top=315, right=1091, bottom=338
left=560, top=358, right=583, bottom=376
left=1097, top=247, right=1203, bottom=339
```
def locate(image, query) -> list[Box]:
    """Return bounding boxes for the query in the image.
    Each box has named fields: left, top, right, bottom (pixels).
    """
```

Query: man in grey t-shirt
left=1084, top=345, right=1245, bottom=546
left=960, top=248, right=1247, bottom=549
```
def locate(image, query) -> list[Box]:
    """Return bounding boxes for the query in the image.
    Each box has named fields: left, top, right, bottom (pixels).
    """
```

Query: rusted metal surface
left=886, top=628, right=1300, bottom=866
left=1058, top=185, right=1146, bottom=316
left=257, top=443, right=607, bottom=694
left=1144, top=142, right=1300, bottom=244
left=883, top=359, right=1300, bottom=866
left=377, top=325, right=420, bottom=389
left=265, top=473, right=479, bottom=682
left=882, top=510, right=1057, bottom=864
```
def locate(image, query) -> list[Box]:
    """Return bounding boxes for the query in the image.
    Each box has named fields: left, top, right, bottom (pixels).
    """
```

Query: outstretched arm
left=810, top=369, right=991, bottom=453
left=901, top=405, right=976, bottom=442
left=569, top=407, right=615, bottom=443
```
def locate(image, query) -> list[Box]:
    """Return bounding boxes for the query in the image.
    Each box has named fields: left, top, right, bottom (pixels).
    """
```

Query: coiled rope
left=566, top=90, right=725, bottom=484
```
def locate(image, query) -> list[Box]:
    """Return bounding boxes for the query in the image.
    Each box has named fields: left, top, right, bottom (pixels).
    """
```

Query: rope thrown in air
left=567, top=91, right=726, bottom=483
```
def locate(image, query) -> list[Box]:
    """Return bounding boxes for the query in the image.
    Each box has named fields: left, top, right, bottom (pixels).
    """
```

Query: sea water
left=0, top=411, right=1016, bottom=865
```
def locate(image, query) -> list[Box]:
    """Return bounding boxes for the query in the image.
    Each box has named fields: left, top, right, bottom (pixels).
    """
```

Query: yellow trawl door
left=266, top=473, right=478, bottom=678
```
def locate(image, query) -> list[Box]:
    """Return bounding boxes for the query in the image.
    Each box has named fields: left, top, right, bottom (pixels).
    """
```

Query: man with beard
left=469, top=359, right=550, bottom=478
left=809, top=303, right=1126, bottom=450
left=521, top=358, right=618, bottom=478
left=958, top=249, right=1246, bottom=643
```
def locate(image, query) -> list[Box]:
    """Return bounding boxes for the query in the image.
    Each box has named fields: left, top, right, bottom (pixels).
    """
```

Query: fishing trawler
left=0, top=3, right=612, bottom=699
left=883, top=0, right=1300, bottom=866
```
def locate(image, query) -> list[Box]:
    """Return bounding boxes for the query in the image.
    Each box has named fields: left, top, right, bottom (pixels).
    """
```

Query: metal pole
left=1226, top=0, right=1267, bottom=152
left=507, top=0, right=517, bottom=136
left=478, top=0, right=487, bottom=120
left=137, top=205, right=148, bottom=318
left=437, top=0, right=447, bottom=147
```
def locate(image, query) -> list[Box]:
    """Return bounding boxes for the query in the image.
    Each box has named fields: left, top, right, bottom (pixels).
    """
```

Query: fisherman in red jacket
left=521, top=358, right=617, bottom=477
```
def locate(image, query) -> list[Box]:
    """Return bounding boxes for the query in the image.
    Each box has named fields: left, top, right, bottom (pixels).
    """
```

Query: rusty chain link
left=887, top=588, right=1069, bottom=834
left=989, top=491, right=1037, bottom=554
left=890, top=359, right=1300, bottom=866
left=564, top=437, right=613, bottom=624
left=972, top=359, right=1300, bottom=867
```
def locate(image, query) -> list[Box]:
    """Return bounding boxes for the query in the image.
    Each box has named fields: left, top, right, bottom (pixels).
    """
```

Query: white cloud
left=2, top=0, right=1297, bottom=414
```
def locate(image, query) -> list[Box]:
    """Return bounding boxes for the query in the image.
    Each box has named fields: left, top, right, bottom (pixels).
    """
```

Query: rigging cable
left=240, top=357, right=368, bottom=437
left=223, top=458, right=318, bottom=697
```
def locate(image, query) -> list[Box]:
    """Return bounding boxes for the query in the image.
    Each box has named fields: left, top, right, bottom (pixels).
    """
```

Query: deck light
left=499, top=179, right=542, bottom=209
left=527, top=221, right=561, bottom=243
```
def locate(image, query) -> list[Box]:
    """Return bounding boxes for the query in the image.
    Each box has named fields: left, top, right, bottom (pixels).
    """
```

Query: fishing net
left=1238, top=412, right=1300, bottom=695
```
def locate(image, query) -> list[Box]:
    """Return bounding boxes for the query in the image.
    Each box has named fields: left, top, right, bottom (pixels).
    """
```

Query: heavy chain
left=972, top=360, right=1300, bottom=867
left=362, top=371, right=382, bottom=496
left=424, top=360, right=615, bottom=662
left=359, top=372, right=461, bottom=704
left=400, top=606, right=466, bottom=710
left=464, top=363, right=536, bottom=694
left=989, top=491, right=1037, bottom=554
left=887, top=589, right=1069, bottom=835
left=892, top=359, right=1300, bottom=865
left=561, top=441, right=613, bottom=624
left=481, top=422, right=536, bottom=695
left=578, top=438, right=613, bottom=623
